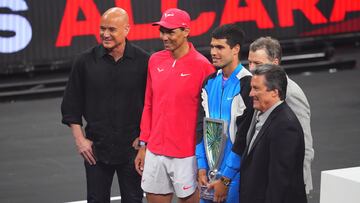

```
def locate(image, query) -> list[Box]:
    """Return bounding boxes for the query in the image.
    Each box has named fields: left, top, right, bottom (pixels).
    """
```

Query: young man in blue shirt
left=196, top=23, right=253, bottom=203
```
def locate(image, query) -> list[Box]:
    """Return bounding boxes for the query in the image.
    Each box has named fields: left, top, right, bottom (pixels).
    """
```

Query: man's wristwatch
left=220, top=176, right=231, bottom=187
left=138, top=140, right=147, bottom=147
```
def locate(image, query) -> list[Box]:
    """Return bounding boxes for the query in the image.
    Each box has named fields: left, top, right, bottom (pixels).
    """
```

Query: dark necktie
left=246, top=110, right=259, bottom=146
left=247, top=112, right=261, bottom=154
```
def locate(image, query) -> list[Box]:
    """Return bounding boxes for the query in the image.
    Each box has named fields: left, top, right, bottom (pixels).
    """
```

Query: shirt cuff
left=139, top=132, right=149, bottom=143
left=197, top=157, right=209, bottom=169
left=196, top=142, right=209, bottom=169
left=221, top=151, right=241, bottom=179
left=61, top=116, right=83, bottom=127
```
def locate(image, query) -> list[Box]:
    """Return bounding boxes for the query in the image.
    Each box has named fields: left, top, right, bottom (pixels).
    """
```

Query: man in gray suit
left=247, top=36, right=314, bottom=194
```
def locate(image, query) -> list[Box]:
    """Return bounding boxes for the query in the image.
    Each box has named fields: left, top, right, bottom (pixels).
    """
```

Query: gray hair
left=249, top=36, right=282, bottom=63
left=251, top=64, right=287, bottom=100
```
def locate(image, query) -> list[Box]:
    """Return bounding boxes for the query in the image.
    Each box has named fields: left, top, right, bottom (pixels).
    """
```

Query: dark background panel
left=1, top=0, right=360, bottom=73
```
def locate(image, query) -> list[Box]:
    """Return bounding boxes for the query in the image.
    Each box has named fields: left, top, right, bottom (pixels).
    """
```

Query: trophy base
left=199, top=185, right=214, bottom=201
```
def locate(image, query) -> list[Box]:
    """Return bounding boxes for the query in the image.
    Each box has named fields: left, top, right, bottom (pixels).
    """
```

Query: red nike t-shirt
left=140, top=43, right=214, bottom=158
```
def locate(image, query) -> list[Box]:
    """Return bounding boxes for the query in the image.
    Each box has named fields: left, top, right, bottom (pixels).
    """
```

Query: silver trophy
left=200, top=117, right=227, bottom=201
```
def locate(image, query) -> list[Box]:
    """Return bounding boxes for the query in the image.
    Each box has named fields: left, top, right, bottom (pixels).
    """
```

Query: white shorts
left=141, top=149, right=198, bottom=198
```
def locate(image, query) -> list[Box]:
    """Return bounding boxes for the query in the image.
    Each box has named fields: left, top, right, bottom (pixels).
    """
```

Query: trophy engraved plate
left=200, top=117, right=227, bottom=201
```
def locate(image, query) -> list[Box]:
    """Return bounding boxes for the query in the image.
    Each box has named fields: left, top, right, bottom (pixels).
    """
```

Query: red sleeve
left=139, top=62, right=152, bottom=142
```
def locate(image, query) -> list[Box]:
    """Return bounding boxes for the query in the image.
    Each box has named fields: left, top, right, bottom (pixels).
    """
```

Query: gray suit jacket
left=286, top=77, right=314, bottom=193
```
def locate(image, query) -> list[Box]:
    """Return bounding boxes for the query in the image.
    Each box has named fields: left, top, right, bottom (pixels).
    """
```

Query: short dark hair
left=211, top=23, right=245, bottom=59
left=249, top=36, right=282, bottom=63
left=251, top=64, right=287, bottom=100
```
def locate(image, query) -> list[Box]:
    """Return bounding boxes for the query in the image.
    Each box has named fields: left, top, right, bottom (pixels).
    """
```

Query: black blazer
left=240, top=102, right=307, bottom=203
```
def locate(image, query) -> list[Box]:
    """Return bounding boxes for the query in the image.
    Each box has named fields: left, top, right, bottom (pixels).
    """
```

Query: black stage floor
left=1, top=67, right=360, bottom=203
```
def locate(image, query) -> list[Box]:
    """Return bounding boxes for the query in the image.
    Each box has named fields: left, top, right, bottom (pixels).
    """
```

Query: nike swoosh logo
left=164, top=13, right=174, bottom=18
left=180, top=73, right=191, bottom=77
left=227, top=97, right=233, bottom=100
left=182, top=185, right=192, bottom=190
left=157, top=67, right=164, bottom=72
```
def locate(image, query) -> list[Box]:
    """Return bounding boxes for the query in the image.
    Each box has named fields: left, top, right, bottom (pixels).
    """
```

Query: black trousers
left=84, top=156, right=143, bottom=203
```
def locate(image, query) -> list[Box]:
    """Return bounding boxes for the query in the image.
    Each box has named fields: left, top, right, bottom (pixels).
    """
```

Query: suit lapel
left=246, top=110, right=259, bottom=146
left=246, top=116, right=272, bottom=155
left=243, top=103, right=285, bottom=160
left=242, top=111, right=258, bottom=161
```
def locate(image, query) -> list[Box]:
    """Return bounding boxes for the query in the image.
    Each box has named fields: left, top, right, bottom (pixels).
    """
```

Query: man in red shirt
left=134, top=8, right=214, bottom=203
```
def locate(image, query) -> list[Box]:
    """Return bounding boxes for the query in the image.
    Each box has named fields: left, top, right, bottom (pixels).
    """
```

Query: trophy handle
left=208, top=169, right=219, bottom=182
